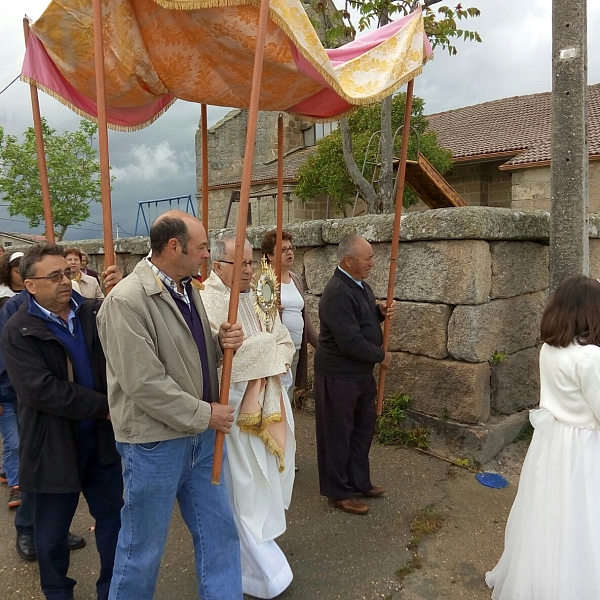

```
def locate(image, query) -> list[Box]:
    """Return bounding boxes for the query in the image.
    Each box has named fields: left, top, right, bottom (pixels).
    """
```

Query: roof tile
left=427, top=83, right=600, bottom=167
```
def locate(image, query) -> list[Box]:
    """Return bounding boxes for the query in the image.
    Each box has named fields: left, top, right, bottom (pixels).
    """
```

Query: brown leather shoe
left=362, top=486, right=385, bottom=498
left=329, top=498, right=369, bottom=515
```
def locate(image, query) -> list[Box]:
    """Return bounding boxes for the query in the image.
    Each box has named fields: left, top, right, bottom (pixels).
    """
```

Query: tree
left=0, top=118, right=103, bottom=240
left=306, top=0, right=481, bottom=214
left=296, top=92, right=453, bottom=213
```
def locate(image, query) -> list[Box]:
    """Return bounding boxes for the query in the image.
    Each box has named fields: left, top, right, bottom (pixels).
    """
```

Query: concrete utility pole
left=549, top=0, right=588, bottom=291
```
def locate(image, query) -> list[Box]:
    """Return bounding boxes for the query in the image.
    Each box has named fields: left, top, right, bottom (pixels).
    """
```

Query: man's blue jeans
left=109, top=430, right=242, bottom=600
left=0, top=402, right=19, bottom=487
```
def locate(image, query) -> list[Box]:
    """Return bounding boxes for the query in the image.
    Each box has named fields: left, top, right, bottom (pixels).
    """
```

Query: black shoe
left=16, top=533, right=37, bottom=561
left=67, top=532, right=86, bottom=551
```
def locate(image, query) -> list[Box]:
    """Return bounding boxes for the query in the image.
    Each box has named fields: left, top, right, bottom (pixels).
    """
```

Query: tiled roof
left=209, top=146, right=317, bottom=188
left=427, top=83, right=600, bottom=168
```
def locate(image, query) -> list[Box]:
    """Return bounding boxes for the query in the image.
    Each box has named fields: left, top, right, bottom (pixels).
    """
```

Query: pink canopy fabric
left=21, top=0, right=432, bottom=130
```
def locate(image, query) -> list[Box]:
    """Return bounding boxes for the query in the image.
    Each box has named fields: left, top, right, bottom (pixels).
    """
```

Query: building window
left=303, top=121, right=338, bottom=147
left=4, top=242, right=12, bottom=247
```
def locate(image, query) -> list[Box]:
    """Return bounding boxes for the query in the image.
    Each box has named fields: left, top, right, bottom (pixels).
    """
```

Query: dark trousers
left=32, top=426, right=123, bottom=600
left=15, top=491, right=34, bottom=535
left=314, top=373, right=377, bottom=500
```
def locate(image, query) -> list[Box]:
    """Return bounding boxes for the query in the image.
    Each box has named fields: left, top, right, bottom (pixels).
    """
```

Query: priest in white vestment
left=200, top=233, right=296, bottom=599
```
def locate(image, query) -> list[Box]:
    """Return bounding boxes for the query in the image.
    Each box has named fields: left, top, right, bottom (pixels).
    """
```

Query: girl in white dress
left=487, top=274, right=600, bottom=600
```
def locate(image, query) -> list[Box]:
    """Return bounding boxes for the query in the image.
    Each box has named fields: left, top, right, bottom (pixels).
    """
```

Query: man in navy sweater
left=314, top=234, right=396, bottom=515
left=1, top=244, right=123, bottom=600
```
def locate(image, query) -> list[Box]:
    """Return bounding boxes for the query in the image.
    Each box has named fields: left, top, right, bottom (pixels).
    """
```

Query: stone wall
left=511, top=160, right=600, bottom=212
left=73, top=207, right=600, bottom=463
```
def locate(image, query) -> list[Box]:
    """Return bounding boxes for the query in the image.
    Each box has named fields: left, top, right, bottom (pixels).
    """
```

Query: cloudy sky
left=0, top=0, right=599, bottom=240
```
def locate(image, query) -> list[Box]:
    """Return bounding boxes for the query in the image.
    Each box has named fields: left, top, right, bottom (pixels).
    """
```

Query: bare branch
left=339, top=118, right=378, bottom=211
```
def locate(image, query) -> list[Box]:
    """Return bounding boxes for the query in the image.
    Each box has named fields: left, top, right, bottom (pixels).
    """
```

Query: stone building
left=425, top=82, right=600, bottom=211
left=0, top=232, right=46, bottom=249
left=195, top=83, right=600, bottom=225
left=195, top=110, right=341, bottom=229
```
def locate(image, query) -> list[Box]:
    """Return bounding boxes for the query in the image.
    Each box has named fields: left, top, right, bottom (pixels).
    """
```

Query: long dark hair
left=540, top=275, right=600, bottom=347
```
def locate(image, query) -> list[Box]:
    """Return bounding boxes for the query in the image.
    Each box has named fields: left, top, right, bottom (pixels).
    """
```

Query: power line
left=0, top=75, right=20, bottom=96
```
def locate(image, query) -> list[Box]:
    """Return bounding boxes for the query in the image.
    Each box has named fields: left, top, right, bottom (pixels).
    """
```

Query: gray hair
left=211, top=232, right=251, bottom=262
left=337, top=234, right=365, bottom=262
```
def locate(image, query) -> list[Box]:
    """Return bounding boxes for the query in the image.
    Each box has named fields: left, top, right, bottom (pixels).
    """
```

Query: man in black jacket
left=1, top=244, right=123, bottom=600
left=314, top=234, right=396, bottom=516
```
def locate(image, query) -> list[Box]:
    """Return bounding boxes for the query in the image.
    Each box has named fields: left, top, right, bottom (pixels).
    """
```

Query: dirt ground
left=0, top=412, right=530, bottom=600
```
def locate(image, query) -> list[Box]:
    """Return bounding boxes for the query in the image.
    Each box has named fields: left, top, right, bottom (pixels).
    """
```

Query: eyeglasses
left=27, top=269, right=73, bottom=283
left=281, top=246, right=296, bottom=254
left=217, top=260, right=259, bottom=269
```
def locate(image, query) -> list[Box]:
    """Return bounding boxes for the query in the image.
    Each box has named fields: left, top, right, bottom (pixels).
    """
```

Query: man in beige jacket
left=97, top=211, right=244, bottom=600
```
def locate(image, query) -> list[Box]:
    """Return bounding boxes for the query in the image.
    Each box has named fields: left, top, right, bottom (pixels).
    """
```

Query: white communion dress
left=201, top=272, right=296, bottom=599
left=486, top=341, right=600, bottom=600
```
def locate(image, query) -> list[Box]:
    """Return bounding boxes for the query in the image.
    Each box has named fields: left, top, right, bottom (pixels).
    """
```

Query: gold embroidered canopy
left=22, top=0, right=433, bottom=130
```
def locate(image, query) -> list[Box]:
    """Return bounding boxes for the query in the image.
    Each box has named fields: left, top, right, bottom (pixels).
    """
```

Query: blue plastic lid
left=476, top=472, right=509, bottom=489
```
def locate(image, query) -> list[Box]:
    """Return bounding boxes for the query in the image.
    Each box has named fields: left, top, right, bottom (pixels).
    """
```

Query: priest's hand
left=209, top=403, right=235, bottom=434
left=219, top=321, right=244, bottom=352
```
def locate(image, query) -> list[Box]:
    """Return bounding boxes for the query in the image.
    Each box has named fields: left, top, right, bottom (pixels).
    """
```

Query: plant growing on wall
left=377, top=392, right=429, bottom=447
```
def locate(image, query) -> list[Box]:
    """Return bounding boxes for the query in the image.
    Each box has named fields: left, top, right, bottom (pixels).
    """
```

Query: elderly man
left=200, top=233, right=295, bottom=599
left=97, top=211, right=244, bottom=600
left=314, top=234, right=396, bottom=516
left=1, top=243, right=123, bottom=600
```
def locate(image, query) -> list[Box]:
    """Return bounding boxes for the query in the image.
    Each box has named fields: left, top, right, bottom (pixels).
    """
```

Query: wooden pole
left=92, top=0, right=116, bottom=276
left=201, top=104, right=209, bottom=281
left=211, top=0, right=271, bottom=484
left=376, top=79, right=414, bottom=416
left=275, top=114, right=284, bottom=290
left=23, top=19, right=55, bottom=244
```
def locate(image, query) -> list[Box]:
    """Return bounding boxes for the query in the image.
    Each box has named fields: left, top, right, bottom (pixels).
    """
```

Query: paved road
left=0, top=411, right=518, bottom=599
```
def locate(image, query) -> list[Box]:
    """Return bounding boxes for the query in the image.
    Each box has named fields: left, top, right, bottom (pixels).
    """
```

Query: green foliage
left=410, top=505, right=444, bottom=540
left=397, top=504, right=445, bottom=581
left=491, top=351, right=507, bottom=365
left=376, top=392, right=429, bottom=448
left=295, top=93, right=453, bottom=212
left=455, top=457, right=478, bottom=470
left=0, top=118, right=104, bottom=240
left=342, top=0, right=481, bottom=56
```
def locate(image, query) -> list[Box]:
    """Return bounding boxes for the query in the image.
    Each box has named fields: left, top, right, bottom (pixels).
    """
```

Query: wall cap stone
left=52, top=209, right=600, bottom=255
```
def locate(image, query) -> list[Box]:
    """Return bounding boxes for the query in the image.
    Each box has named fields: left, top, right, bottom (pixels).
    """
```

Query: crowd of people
left=0, top=212, right=594, bottom=600
left=0, top=214, right=395, bottom=600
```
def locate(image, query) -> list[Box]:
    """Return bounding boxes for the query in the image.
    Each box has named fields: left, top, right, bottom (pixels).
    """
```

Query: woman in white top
left=487, top=274, right=600, bottom=600
left=261, top=230, right=318, bottom=396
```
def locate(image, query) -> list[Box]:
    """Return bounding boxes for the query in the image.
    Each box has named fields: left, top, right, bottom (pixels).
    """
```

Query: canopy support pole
left=211, top=0, right=272, bottom=484
left=201, top=104, right=209, bottom=281
left=275, top=114, right=284, bottom=288
left=376, top=79, right=414, bottom=416
left=23, top=18, right=55, bottom=244
left=92, top=0, right=116, bottom=274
